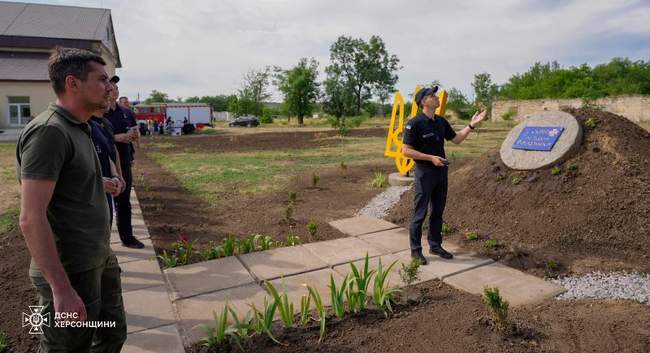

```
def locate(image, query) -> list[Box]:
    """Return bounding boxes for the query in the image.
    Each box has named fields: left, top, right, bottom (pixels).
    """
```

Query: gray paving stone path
left=117, top=193, right=565, bottom=350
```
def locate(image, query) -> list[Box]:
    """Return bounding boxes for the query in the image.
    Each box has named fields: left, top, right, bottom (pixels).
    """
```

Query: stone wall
left=492, top=95, right=650, bottom=123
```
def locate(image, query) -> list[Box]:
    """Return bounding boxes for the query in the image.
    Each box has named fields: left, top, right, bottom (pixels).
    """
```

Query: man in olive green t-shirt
left=16, top=47, right=126, bottom=352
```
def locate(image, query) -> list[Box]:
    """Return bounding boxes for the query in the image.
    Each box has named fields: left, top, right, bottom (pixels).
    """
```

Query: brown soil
left=146, top=127, right=385, bottom=153
left=132, top=128, right=393, bottom=260
left=189, top=280, right=650, bottom=353
left=0, top=226, right=39, bottom=353
left=387, top=109, right=650, bottom=276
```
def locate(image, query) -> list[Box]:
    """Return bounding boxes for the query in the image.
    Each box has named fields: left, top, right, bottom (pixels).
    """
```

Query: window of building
left=8, top=96, right=32, bottom=126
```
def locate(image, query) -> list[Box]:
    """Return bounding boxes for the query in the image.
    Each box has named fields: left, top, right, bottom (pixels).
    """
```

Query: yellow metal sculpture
left=384, top=86, right=448, bottom=175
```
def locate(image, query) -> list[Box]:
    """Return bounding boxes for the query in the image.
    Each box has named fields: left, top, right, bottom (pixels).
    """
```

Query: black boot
left=429, top=245, right=453, bottom=259
left=411, top=250, right=429, bottom=265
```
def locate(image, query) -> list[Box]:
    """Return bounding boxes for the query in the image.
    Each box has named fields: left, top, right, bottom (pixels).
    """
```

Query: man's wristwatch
left=468, top=124, right=476, bottom=130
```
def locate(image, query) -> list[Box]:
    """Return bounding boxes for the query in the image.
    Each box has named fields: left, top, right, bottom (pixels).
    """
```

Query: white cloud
left=27, top=0, right=650, bottom=101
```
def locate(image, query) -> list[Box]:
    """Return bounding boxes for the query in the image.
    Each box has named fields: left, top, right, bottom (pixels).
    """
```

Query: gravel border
left=552, top=271, right=650, bottom=304
left=356, top=185, right=411, bottom=219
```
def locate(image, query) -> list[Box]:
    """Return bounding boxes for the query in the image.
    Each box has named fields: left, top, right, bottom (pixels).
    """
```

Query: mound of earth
left=388, top=108, right=650, bottom=274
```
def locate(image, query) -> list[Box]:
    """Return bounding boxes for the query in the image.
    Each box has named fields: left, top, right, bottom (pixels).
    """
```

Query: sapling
left=312, top=173, right=320, bottom=188
left=399, top=258, right=421, bottom=286
left=306, top=219, right=318, bottom=238
left=285, top=202, right=294, bottom=221
left=465, top=231, right=479, bottom=241
left=286, top=232, right=301, bottom=246
left=484, top=239, right=498, bottom=249
left=483, top=287, right=509, bottom=334
left=288, top=191, right=297, bottom=203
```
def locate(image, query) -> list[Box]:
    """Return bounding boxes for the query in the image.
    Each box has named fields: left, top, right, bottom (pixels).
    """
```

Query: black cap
left=415, top=86, right=439, bottom=107
left=109, top=75, right=120, bottom=83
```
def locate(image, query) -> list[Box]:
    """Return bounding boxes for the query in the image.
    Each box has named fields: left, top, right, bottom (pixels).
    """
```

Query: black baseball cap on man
left=415, top=86, right=439, bottom=107
left=110, top=75, right=120, bottom=83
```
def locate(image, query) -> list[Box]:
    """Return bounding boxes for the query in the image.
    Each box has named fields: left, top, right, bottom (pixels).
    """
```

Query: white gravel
left=552, top=271, right=650, bottom=304
left=355, top=185, right=411, bottom=219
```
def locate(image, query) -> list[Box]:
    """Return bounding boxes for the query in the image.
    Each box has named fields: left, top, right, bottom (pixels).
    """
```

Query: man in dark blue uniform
left=105, top=75, right=144, bottom=249
left=90, top=111, right=123, bottom=224
left=402, top=86, right=486, bottom=265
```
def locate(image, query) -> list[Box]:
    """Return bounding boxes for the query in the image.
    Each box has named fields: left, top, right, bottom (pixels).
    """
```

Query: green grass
left=150, top=137, right=389, bottom=205
left=148, top=126, right=509, bottom=206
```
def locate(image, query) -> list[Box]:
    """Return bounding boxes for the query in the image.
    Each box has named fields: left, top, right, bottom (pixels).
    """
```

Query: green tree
left=325, top=35, right=400, bottom=116
left=145, top=90, right=171, bottom=104
left=275, top=58, right=320, bottom=125
left=446, top=87, right=476, bottom=120
left=232, top=67, right=272, bottom=117
left=472, top=73, right=497, bottom=115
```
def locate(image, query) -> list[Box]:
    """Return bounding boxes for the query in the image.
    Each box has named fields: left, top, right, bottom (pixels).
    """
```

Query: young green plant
left=299, top=293, right=311, bottom=326
left=347, top=253, right=375, bottom=312
left=157, top=250, right=179, bottom=268
left=373, top=259, right=400, bottom=316
left=266, top=281, right=294, bottom=329
left=329, top=274, right=350, bottom=319
left=250, top=297, right=282, bottom=345
left=465, top=231, right=479, bottom=241
left=483, top=287, right=510, bottom=334
left=305, top=284, right=327, bottom=342
left=222, top=236, right=237, bottom=256
left=371, top=172, right=387, bottom=188
left=199, top=303, right=238, bottom=349
left=306, top=219, right=318, bottom=238
left=399, top=258, right=421, bottom=286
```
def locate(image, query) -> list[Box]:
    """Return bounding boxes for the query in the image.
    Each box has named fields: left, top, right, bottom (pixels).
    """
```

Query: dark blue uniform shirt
left=90, top=119, right=113, bottom=178
left=403, top=113, right=456, bottom=169
left=104, top=105, right=136, bottom=165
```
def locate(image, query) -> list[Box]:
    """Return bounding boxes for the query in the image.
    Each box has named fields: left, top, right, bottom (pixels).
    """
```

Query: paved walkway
left=111, top=191, right=184, bottom=353
left=116, top=197, right=565, bottom=351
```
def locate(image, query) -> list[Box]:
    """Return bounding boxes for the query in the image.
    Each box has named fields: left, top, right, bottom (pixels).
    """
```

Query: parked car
left=229, top=116, right=260, bottom=127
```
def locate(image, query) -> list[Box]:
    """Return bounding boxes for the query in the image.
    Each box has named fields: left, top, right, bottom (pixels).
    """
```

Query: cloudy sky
left=24, top=0, right=650, bottom=102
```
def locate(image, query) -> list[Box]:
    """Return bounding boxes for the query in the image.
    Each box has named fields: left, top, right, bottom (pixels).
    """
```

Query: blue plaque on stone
left=512, top=126, right=565, bottom=151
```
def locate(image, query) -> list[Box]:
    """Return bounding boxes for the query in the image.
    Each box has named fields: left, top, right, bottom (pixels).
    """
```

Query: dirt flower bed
left=187, top=280, right=650, bottom=353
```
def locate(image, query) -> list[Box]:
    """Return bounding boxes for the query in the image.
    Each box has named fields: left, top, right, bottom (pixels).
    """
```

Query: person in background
left=105, top=76, right=144, bottom=249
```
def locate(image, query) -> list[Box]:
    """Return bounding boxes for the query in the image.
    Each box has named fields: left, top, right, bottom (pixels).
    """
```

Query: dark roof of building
left=0, top=51, right=49, bottom=81
left=0, top=1, right=121, bottom=66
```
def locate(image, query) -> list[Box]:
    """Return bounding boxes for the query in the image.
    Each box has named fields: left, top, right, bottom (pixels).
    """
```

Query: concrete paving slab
left=329, top=215, right=399, bottom=236
left=267, top=268, right=345, bottom=312
left=175, top=283, right=268, bottom=344
left=122, top=324, right=184, bottom=353
left=443, top=262, right=566, bottom=306
left=164, top=257, right=255, bottom=301
left=112, top=238, right=156, bottom=264
left=389, top=250, right=493, bottom=283
left=120, top=259, right=165, bottom=293
left=123, top=285, right=175, bottom=334
left=357, top=228, right=411, bottom=253
left=302, top=237, right=388, bottom=266
left=238, top=246, right=328, bottom=281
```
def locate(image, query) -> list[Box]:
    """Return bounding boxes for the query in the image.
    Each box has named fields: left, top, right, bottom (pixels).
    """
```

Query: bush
left=371, top=173, right=387, bottom=188
left=501, top=109, right=516, bottom=121
left=260, top=107, right=274, bottom=124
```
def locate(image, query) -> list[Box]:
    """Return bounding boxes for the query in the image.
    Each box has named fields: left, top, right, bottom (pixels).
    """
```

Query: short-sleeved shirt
left=403, top=113, right=457, bottom=169
left=90, top=118, right=114, bottom=178
left=104, top=105, right=136, bottom=165
left=16, top=104, right=111, bottom=274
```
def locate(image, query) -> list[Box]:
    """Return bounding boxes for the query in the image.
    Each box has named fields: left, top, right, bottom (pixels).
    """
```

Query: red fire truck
left=134, top=103, right=212, bottom=127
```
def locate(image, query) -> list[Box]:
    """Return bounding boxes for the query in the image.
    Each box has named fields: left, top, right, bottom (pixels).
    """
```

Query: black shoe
left=122, top=237, right=145, bottom=249
left=411, top=251, right=429, bottom=265
left=429, top=245, right=453, bottom=259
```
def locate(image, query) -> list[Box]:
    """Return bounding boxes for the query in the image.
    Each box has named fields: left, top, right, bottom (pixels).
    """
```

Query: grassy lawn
left=147, top=126, right=510, bottom=207
left=0, top=143, right=20, bottom=236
